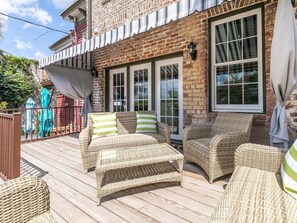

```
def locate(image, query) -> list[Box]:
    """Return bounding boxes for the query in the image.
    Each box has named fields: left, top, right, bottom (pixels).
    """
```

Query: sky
left=0, top=0, right=76, bottom=61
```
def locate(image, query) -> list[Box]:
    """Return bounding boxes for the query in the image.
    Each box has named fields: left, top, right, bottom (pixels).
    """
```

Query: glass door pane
left=156, top=58, right=183, bottom=140
left=130, top=63, right=151, bottom=111
left=110, top=68, right=127, bottom=112
left=160, top=64, right=179, bottom=134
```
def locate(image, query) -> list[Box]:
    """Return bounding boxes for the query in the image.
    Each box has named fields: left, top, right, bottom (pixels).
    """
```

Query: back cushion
left=212, top=113, right=253, bottom=135
left=116, top=112, right=137, bottom=134
left=90, top=113, right=118, bottom=139
left=117, top=111, right=157, bottom=134
left=88, top=111, right=157, bottom=135
left=135, top=112, right=157, bottom=133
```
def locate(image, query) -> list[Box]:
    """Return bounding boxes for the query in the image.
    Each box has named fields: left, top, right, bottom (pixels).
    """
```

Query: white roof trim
left=39, top=0, right=230, bottom=68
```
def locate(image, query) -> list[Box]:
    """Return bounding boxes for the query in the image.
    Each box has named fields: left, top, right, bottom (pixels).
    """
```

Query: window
left=211, top=8, right=263, bottom=112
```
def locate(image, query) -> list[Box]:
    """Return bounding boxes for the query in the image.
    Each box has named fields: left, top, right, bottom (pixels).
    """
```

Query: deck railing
left=0, top=113, right=21, bottom=180
left=20, top=106, right=83, bottom=142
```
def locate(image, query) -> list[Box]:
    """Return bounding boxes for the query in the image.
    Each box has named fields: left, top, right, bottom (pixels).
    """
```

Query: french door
left=109, top=68, right=127, bottom=112
left=156, top=57, right=183, bottom=140
left=130, top=63, right=152, bottom=111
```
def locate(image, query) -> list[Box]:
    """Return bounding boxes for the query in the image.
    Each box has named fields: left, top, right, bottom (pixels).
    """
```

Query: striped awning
left=39, top=0, right=229, bottom=68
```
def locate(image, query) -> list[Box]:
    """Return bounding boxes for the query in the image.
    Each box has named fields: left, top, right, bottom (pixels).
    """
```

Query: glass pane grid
left=214, top=13, right=259, bottom=106
left=160, top=64, right=179, bottom=135
left=134, top=69, right=149, bottom=111
left=113, top=72, right=125, bottom=112
left=215, top=15, right=258, bottom=64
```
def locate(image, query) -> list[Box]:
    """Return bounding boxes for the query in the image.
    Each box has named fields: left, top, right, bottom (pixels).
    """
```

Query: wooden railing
left=0, top=113, right=21, bottom=180
left=21, top=106, right=82, bottom=142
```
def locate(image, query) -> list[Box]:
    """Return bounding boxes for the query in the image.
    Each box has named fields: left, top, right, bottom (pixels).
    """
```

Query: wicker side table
left=95, top=143, right=184, bottom=205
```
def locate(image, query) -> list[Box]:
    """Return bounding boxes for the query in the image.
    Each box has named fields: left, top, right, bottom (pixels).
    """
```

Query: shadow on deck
left=19, top=135, right=230, bottom=223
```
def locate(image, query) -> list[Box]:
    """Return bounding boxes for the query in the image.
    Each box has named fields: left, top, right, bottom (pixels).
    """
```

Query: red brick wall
left=75, top=19, right=87, bottom=44
left=56, top=94, right=74, bottom=127
left=92, top=0, right=278, bottom=127
left=90, top=0, right=179, bottom=35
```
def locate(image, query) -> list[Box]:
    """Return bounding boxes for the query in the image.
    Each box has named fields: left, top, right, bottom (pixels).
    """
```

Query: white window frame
left=130, top=63, right=152, bottom=111
left=109, top=67, right=127, bottom=112
left=211, top=8, right=263, bottom=113
left=155, top=57, right=183, bottom=140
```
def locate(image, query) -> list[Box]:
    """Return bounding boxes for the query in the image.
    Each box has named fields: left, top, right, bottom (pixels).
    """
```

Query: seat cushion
left=210, top=166, right=297, bottom=223
left=88, top=133, right=166, bottom=152
left=187, top=138, right=211, bottom=156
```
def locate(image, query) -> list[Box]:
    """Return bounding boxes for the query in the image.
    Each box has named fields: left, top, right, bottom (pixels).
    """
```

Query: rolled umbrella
left=270, top=0, right=297, bottom=149
left=38, top=88, right=53, bottom=137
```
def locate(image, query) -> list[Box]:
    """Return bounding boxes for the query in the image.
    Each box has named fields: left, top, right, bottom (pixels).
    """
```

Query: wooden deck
left=19, top=136, right=229, bottom=223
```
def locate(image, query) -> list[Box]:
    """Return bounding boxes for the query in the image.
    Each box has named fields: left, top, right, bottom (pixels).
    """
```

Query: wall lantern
left=187, top=41, right=197, bottom=60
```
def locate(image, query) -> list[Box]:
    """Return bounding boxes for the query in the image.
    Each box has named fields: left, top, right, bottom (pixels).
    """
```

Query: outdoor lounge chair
left=210, top=143, right=297, bottom=222
left=183, top=112, right=253, bottom=183
left=0, top=177, right=56, bottom=223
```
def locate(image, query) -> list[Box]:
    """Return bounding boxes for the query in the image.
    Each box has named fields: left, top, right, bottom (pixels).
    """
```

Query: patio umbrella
left=270, top=0, right=297, bottom=149
left=38, top=88, right=52, bottom=137
left=25, top=98, right=35, bottom=133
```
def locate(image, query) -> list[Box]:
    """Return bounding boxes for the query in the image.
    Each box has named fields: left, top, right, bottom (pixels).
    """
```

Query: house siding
left=75, top=19, right=87, bottom=44
left=92, top=0, right=278, bottom=128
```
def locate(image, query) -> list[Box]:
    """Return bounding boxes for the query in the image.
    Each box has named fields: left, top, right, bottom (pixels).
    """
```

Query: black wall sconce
left=187, top=41, right=197, bottom=60
left=91, top=67, right=99, bottom=77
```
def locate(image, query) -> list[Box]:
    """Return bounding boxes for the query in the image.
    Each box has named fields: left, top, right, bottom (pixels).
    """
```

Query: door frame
left=155, top=57, right=183, bottom=140
left=129, top=63, right=152, bottom=111
left=109, top=67, right=127, bottom=112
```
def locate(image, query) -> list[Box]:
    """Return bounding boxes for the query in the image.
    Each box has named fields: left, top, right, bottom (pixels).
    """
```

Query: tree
left=0, top=55, right=39, bottom=108
left=0, top=17, right=4, bottom=59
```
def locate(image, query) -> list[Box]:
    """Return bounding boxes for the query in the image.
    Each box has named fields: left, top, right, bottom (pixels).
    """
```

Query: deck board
left=20, top=136, right=229, bottom=223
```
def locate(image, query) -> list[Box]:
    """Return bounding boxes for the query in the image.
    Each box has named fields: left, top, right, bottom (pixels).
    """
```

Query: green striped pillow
left=91, top=113, right=118, bottom=139
left=136, top=112, right=157, bottom=133
left=281, top=140, right=297, bottom=199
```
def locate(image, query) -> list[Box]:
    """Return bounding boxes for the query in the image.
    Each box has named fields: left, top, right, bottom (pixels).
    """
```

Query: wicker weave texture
left=183, top=113, right=253, bottom=183
left=235, top=143, right=286, bottom=173
left=80, top=111, right=171, bottom=172
left=96, top=143, right=184, bottom=205
left=0, top=177, right=55, bottom=223
left=210, top=144, right=297, bottom=223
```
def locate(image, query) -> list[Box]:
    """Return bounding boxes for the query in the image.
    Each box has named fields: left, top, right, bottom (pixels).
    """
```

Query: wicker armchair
left=0, top=177, right=55, bottom=223
left=210, top=144, right=297, bottom=223
left=183, top=113, right=253, bottom=183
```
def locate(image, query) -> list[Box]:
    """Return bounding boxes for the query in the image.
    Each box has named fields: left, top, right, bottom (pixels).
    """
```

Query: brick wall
left=75, top=19, right=87, bottom=44
left=91, top=0, right=179, bottom=35
left=92, top=0, right=278, bottom=127
left=56, top=94, right=74, bottom=127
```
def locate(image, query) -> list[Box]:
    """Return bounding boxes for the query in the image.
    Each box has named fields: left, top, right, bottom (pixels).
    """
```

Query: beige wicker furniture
left=95, top=143, right=184, bottom=205
left=0, top=177, right=55, bottom=223
left=210, top=143, right=297, bottom=223
left=79, top=111, right=171, bottom=172
left=183, top=112, right=253, bottom=183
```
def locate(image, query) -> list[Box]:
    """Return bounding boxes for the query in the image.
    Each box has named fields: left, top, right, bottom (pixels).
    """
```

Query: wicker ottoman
left=95, top=143, right=184, bottom=205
